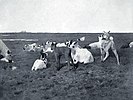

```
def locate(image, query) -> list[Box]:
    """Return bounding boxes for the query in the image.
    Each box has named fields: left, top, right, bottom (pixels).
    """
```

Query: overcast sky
left=0, top=0, right=133, bottom=33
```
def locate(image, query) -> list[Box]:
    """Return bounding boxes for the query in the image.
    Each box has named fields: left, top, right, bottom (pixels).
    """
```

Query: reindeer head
left=5, top=50, right=13, bottom=63
left=65, top=40, right=73, bottom=48
left=98, top=35, right=103, bottom=42
left=102, top=31, right=110, bottom=40
left=69, top=41, right=79, bottom=49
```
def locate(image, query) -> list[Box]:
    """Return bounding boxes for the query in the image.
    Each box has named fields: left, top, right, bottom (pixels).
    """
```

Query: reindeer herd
left=0, top=31, right=133, bottom=71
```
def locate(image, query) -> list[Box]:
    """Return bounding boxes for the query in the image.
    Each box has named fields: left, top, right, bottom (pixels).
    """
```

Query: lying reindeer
left=23, top=43, right=44, bottom=52
left=0, top=39, right=13, bottom=63
left=31, top=52, right=48, bottom=71
left=121, top=41, right=133, bottom=49
left=68, top=41, right=94, bottom=68
left=32, top=58, right=47, bottom=71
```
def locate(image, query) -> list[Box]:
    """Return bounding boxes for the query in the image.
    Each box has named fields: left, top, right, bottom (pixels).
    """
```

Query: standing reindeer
left=85, top=31, right=120, bottom=65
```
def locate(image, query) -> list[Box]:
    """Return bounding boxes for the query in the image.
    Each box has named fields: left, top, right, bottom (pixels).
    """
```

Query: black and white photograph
left=0, top=0, right=133, bottom=100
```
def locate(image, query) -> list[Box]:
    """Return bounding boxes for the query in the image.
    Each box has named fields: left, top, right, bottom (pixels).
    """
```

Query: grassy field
left=0, top=33, right=133, bottom=100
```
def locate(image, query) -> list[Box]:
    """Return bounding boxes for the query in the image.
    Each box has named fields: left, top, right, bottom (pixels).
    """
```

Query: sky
left=0, top=0, right=133, bottom=33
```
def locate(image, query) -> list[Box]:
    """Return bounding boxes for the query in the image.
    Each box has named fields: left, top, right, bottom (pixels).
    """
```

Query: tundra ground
left=0, top=33, right=133, bottom=100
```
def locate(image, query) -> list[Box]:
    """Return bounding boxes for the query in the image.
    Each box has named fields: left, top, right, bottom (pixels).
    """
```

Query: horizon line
left=0, top=32, right=133, bottom=34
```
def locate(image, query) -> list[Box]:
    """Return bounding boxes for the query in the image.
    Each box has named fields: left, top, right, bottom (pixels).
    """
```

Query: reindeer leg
left=103, top=51, right=109, bottom=61
left=54, top=53, right=61, bottom=71
left=71, top=55, right=79, bottom=70
left=112, top=49, right=120, bottom=65
left=102, top=41, right=112, bottom=62
left=56, top=56, right=61, bottom=71
left=65, top=51, right=70, bottom=67
left=111, top=41, right=120, bottom=65
left=100, top=48, right=105, bottom=61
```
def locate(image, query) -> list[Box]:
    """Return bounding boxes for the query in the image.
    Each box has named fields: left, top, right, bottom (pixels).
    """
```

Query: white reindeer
left=69, top=41, right=94, bottom=64
left=86, top=31, right=120, bottom=65
left=31, top=51, right=48, bottom=71
left=23, top=43, right=44, bottom=52
left=31, top=59, right=47, bottom=71
left=0, top=39, right=13, bottom=63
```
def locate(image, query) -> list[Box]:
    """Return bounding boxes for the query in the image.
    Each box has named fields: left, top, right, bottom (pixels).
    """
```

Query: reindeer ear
left=51, top=42, right=54, bottom=45
left=103, top=31, right=106, bottom=33
left=70, top=40, right=73, bottom=45
left=45, top=41, right=49, bottom=45
left=40, top=49, right=43, bottom=54
left=53, top=42, right=57, bottom=45
left=98, top=34, right=101, bottom=37
left=7, top=50, right=11, bottom=54
left=51, top=42, right=57, bottom=45
left=74, top=41, right=78, bottom=45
